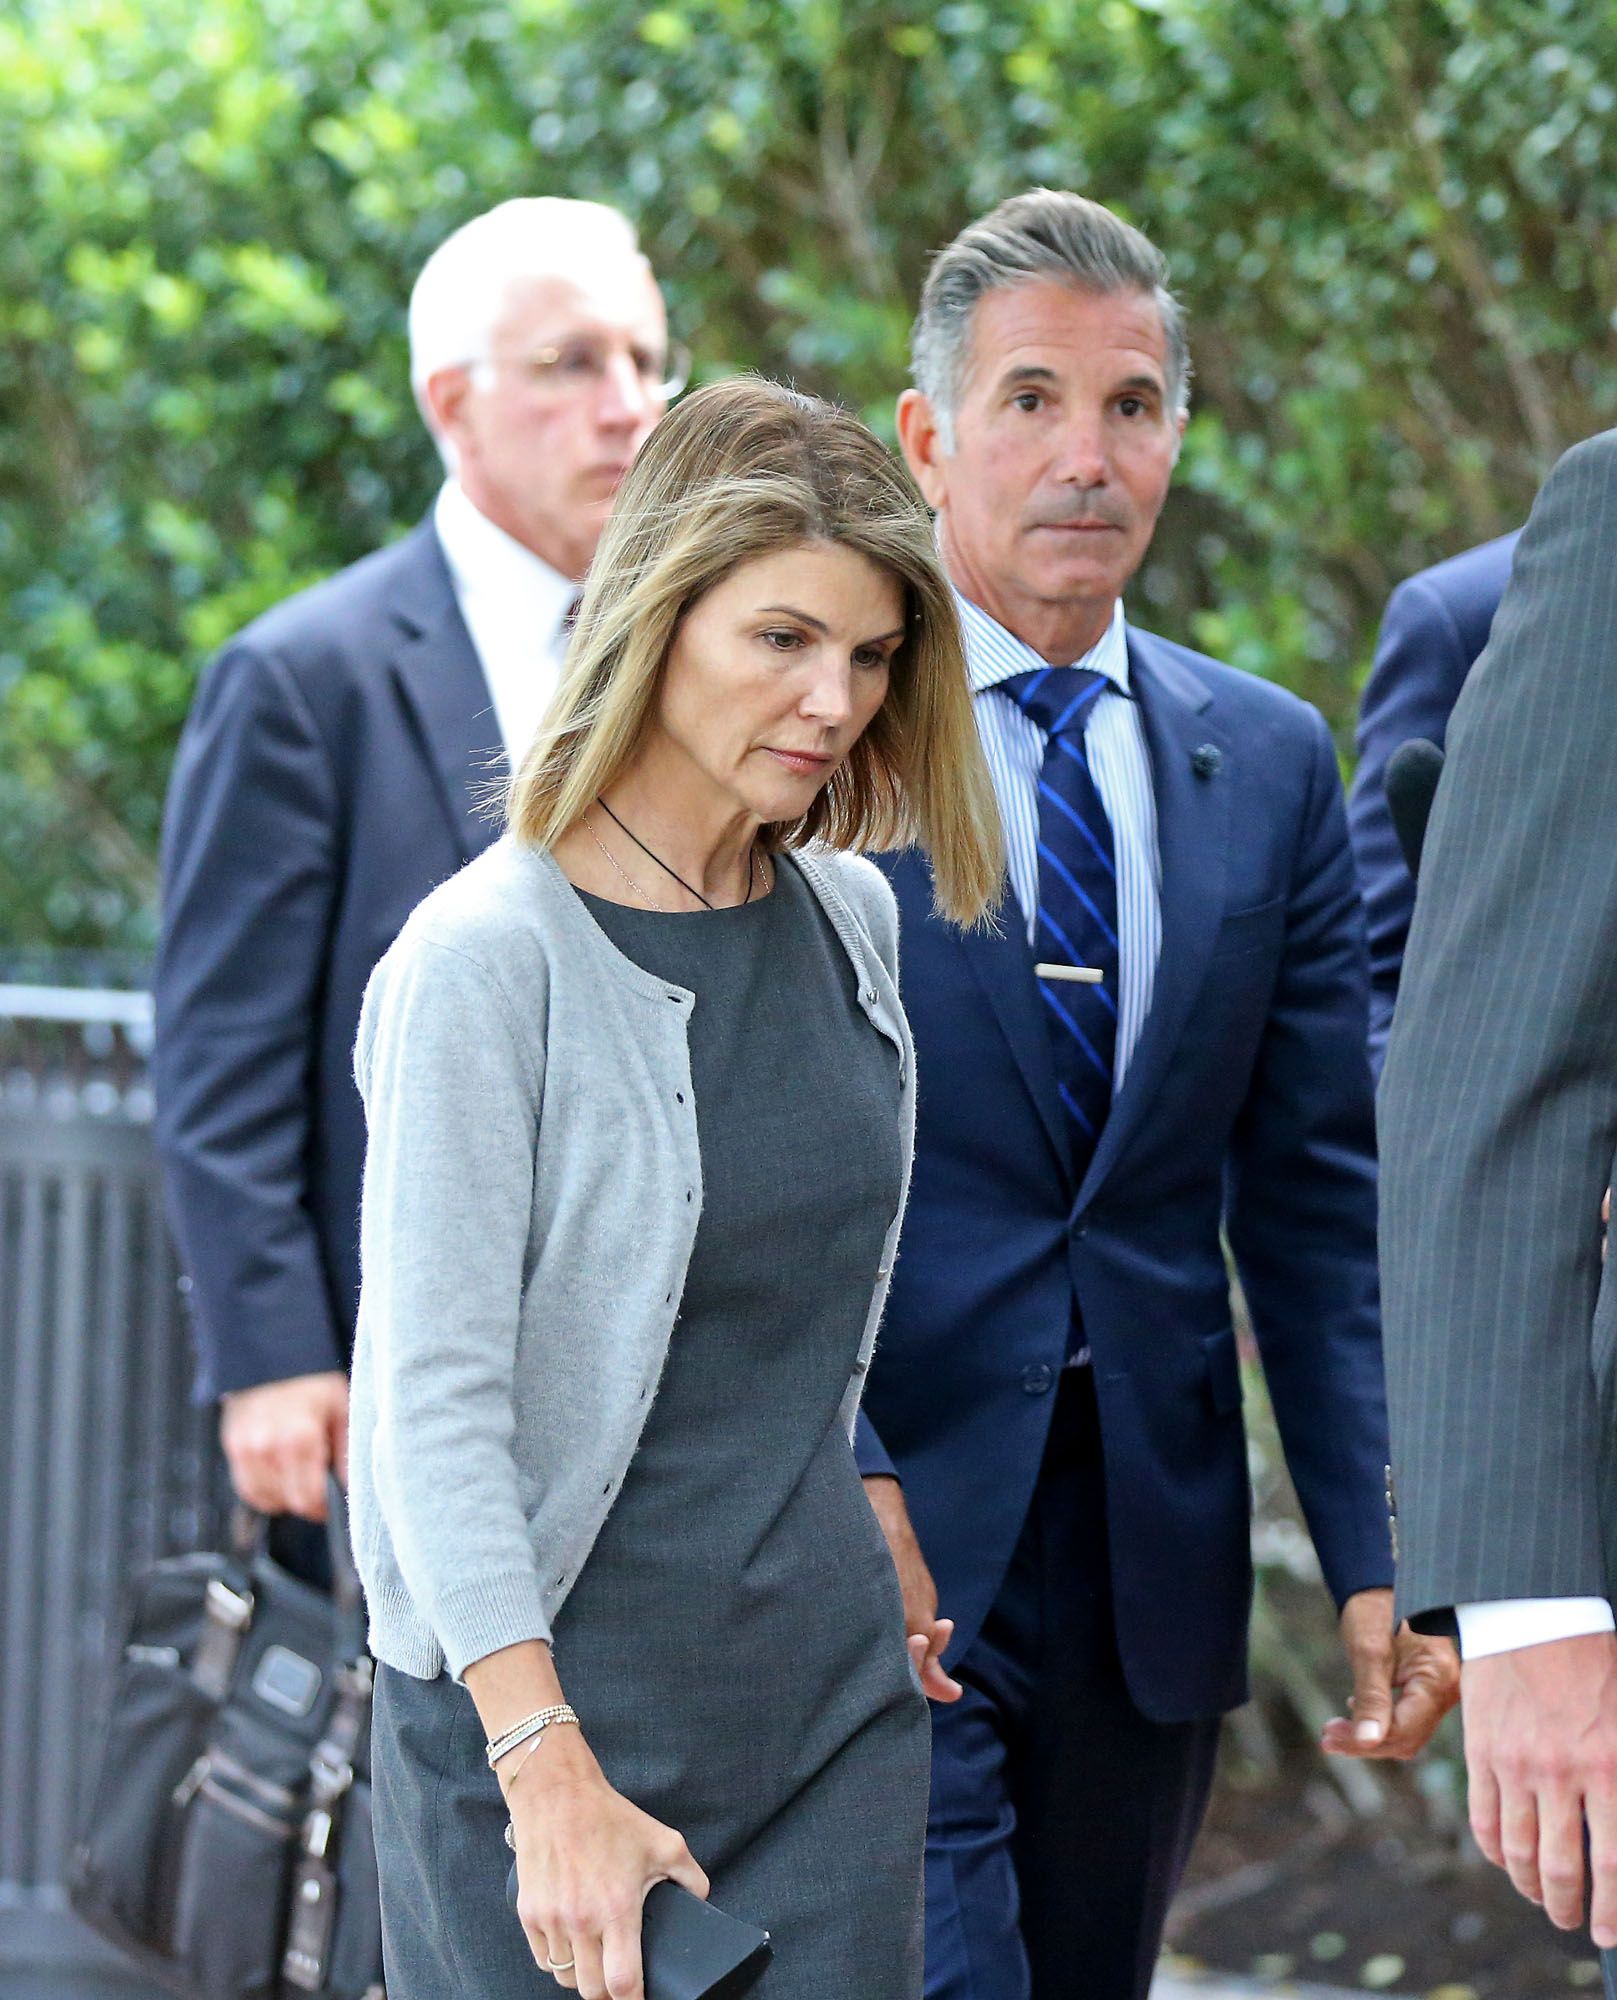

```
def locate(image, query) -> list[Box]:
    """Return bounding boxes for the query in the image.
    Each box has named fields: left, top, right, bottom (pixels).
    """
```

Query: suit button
left=1021, top=1363, right=1055, bottom=1396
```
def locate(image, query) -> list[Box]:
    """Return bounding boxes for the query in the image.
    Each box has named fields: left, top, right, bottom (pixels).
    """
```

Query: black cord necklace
left=596, top=798, right=758, bottom=909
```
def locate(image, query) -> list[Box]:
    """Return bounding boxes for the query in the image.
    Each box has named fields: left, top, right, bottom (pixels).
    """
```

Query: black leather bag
left=70, top=1485, right=384, bottom=2000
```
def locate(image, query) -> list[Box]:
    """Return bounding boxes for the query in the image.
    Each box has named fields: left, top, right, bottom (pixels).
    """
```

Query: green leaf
left=639, top=8, right=693, bottom=49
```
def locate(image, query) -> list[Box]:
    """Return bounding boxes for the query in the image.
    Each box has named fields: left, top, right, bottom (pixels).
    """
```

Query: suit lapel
left=954, top=889, right=1078, bottom=1188
left=388, top=522, right=505, bottom=864
left=1074, top=629, right=1231, bottom=1208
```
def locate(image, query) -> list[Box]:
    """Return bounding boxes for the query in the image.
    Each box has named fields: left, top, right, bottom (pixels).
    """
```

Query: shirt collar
left=956, top=592, right=1131, bottom=698
left=433, top=480, right=579, bottom=643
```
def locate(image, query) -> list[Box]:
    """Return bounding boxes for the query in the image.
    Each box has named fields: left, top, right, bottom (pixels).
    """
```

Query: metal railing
left=0, top=988, right=227, bottom=1986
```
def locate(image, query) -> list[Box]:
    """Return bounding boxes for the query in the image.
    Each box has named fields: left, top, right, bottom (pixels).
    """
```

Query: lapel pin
left=1191, top=743, right=1222, bottom=779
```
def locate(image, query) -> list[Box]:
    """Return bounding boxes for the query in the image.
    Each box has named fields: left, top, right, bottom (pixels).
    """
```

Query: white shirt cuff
left=1456, top=1597, right=1616, bottom=1660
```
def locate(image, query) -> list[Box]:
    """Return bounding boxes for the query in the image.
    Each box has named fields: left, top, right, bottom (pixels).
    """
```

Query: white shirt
left=1457, top=1596, right=1614, bottom=1660
left=960, top=594, right=1161, bottom=1089
left=433, top=481, right=579, bottom=763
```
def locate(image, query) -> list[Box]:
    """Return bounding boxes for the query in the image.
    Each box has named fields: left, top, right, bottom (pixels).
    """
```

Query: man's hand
left=862, top=1475, right=962, bottom=1702
left=219, top=1370, right=349, bottom=1519
left=1320, top=1586, right=1460, bottom=1760
left=1461, top=1631, right=1617, bottom=1946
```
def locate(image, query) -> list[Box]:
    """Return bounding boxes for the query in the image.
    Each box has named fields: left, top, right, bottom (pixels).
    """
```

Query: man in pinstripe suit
left=853, top=190, right=1458, bottom=2000
left=1381, top=429, right=1617, bottom=1987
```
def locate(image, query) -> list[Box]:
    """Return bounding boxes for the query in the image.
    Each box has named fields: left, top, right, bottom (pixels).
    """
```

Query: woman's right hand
left=506, top=1729, right=710, bottom=1999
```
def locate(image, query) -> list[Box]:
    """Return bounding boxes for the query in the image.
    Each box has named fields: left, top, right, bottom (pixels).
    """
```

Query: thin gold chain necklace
left=591, top=800, right=760, bottom=910
left=584, top=815, right=668, bottom=910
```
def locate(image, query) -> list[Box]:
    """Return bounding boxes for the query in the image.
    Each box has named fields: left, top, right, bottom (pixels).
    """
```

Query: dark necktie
left=995, top=666, right=1119, bottom=1169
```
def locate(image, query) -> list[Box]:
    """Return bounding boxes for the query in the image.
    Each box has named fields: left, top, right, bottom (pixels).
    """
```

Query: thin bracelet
left=486, top=1704, right=577, bottom=1770
left=495, top=1713, right=581, bottom=1808
left=498, top=1731, right=555, bottom=1795
left=489, top=1709, right=580, bottom=1777
left=486, top=1704, right=571, bottom=1766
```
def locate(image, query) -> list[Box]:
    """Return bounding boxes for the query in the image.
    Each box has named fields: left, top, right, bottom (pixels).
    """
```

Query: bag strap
left=323, top=1475, right=368, bottom=1668
left=280, top=1476, right=375, bottom=1995
left=279, top=1652, right=375, bottom=1994
left=190, top=1505, right=265, bottom=1702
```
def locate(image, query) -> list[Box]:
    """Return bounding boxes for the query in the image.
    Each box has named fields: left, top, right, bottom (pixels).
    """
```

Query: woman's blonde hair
left=508, top=376, right=1003, bottom=926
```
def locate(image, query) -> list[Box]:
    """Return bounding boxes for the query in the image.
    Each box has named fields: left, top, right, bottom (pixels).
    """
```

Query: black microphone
left=1385, top=737, right=1445, bottom=880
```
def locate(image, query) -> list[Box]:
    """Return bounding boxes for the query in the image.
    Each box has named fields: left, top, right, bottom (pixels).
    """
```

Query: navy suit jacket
left=1347, top=532, right=1519, bottom=1073
left=856, top=627, right=1392, bottom=1724
left=154, top=521, right=504, bottom=1397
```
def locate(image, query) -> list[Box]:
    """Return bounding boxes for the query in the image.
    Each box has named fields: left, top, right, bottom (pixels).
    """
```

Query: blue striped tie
left=995, top=666, right=1119, bottom=1171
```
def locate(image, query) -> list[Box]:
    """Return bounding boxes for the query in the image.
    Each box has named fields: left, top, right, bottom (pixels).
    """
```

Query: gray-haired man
left=855, top=191, right=1457, bottom=1997
left=155, top=199, right=679, bottom=1550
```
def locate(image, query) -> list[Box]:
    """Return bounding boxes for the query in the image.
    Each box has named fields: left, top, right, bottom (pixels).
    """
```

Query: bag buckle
left=204, top=1578, right=253, bottom=1631
left=300, top=1805, right=334, bottom=1861
left=333, top=1656, right=373, bottom=1701
left=308, top=1744, right=354, bottom=1807
left=192, top=1577, right=255, bottom=1701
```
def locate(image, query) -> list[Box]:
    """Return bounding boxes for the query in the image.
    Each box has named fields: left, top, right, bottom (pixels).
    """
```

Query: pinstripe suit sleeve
left=1379, top=429, right=1617, bottom=1628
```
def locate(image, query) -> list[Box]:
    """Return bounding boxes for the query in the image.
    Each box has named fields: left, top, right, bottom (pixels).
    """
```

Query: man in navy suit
left=154, top=197, right=681, bottom=1530
left=1346, top=532, right=1519, bottom=1073
left=853, top=191, right=1459, bottom=1999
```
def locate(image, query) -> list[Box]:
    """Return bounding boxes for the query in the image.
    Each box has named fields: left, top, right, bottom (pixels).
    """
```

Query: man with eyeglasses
left=153, top=198, right=683, bottom=1560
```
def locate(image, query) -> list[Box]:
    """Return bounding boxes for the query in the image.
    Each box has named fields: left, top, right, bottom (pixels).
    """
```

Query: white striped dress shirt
left=959, top=593, right=1162, bottom=1090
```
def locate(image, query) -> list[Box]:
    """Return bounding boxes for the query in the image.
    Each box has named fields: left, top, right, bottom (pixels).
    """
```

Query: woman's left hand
left=863, top=1475, right=963, bottom=1702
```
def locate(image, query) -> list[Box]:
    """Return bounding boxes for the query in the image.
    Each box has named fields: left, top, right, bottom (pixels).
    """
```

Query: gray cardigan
left=348, top=833, right=917, bottom=1680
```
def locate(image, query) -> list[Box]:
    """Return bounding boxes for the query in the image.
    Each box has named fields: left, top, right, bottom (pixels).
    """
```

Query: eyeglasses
left=477, top=337, right=692, bottom=405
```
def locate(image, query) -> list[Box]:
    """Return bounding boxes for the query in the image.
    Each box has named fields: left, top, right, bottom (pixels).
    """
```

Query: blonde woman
left=349, top=377, right=1002, bottom=2000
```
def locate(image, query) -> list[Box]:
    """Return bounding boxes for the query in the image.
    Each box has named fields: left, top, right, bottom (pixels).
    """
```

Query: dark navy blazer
left=857, top=627, right=1392, bottom=1725
left=1347, top=533, right=1519, bottom=1073
left=155, top=521, right=504, bottom=1398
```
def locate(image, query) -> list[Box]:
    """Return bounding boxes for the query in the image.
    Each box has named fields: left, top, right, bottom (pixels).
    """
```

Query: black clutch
left=505, top=1859, right=770, bottom=1999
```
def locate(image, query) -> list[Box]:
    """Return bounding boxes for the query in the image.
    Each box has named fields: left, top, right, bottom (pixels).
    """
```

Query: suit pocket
left=1211, top=896, right=1284, bottom=959
left=1201, top=1326, right=1244, bottom=1415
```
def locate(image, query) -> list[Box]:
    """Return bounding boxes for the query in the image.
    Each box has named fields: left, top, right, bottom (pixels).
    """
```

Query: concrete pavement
left=0, top=1951, right=1394, bottom=2000
left=1154, top=1962, right=1408, bottom=1999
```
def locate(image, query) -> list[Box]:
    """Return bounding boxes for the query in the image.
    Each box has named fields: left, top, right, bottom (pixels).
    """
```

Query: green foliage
left=4, top=0, right=1614, bottom=953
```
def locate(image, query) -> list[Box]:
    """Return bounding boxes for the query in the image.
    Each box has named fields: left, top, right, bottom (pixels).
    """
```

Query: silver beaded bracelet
left=486, top=1703, right=579, bottom=1772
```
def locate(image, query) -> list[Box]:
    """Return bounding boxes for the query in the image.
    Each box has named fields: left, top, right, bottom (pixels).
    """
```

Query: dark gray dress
left=372, top=857, right=929, bottom=1998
